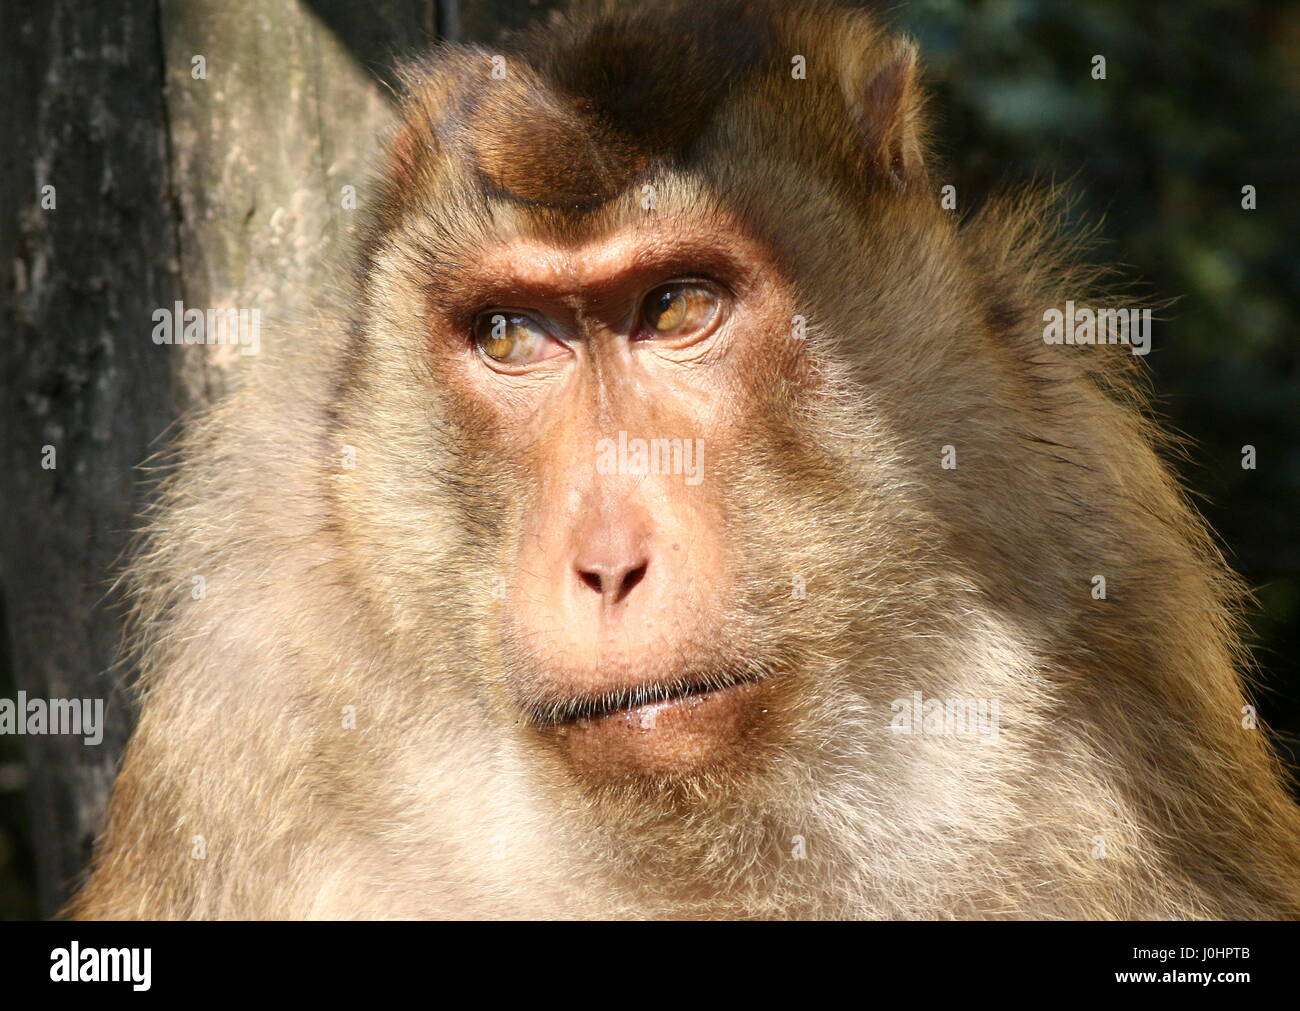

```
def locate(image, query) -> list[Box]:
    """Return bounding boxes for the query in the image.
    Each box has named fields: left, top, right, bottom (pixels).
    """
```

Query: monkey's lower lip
left=552, top=679, right=768, bottom=777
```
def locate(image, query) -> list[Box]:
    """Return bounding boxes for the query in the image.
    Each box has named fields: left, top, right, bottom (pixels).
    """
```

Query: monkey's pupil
left=478, top=314, right=524, bottom=360
left=484, top=329, right=513, bottom=358
left=653, top=290, right=687, bottom=331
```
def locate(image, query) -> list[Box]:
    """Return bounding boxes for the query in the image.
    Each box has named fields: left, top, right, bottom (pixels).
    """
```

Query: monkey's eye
left=472, top=311, right=561, bottom=365
left=639, top=282, right=723, bottom=341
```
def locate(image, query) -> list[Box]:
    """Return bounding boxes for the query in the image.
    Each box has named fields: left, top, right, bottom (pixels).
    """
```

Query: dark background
left=1, top=0, right=1297, bottom=918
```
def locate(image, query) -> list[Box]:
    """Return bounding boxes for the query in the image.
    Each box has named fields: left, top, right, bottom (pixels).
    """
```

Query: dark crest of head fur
left=378, top=0, right=925, bottom=218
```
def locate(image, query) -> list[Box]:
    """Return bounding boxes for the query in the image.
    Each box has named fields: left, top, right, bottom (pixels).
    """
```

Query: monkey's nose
left=576, top=558, right=649, bottom=605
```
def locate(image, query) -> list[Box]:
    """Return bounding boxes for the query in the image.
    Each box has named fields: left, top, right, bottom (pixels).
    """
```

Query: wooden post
left=0, top=0, right=434, bottom=918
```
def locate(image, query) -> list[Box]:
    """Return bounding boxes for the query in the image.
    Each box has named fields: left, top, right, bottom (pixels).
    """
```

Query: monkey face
left=452, top=217, right=802, bottom=780
left=339, top=176, right=969, bottom=823
left=367, top=200, right=826, bottom=785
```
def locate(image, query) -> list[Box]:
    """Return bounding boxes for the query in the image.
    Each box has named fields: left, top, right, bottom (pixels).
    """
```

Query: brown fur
left=69, top=0, right=1300, bottom=920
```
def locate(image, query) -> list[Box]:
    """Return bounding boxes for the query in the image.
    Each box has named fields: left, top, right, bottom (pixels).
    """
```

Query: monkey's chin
left=552, top=680, right=768, bottom=779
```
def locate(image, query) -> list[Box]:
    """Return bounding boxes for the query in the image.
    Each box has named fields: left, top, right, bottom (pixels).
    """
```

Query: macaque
left=69, top=0, right=1300, bottom=919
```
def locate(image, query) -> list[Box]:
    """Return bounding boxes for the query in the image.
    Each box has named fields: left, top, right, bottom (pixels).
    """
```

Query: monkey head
left=328, top=2, right=951, bottom=798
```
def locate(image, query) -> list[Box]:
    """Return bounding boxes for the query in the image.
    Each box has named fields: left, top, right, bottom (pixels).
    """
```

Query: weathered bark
left=0, top=0, right=183, bottom=921
left=159, top=0, right=435, bottom=407
left=0, top=0, right=434, bottom=918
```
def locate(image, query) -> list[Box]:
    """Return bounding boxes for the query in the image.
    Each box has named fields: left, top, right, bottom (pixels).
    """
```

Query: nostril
left=577, top=560, right=649, bottom=604
left=617, top=562, right=647, bottom=603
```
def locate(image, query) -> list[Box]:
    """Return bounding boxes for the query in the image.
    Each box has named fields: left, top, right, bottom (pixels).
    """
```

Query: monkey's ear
left=842, top=40, right=926, bottom=189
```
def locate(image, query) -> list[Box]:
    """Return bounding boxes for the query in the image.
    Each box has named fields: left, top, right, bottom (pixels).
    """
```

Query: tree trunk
left=0, top=0, right=440, bottom=919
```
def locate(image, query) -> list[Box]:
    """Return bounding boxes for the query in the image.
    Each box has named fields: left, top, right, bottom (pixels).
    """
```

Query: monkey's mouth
left=524, top=670, right=772, bottom=777
left=526, top=669, right=763, bottom=727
